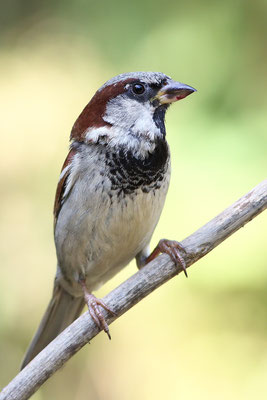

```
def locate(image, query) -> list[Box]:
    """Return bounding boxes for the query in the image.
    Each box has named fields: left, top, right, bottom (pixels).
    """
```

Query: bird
left=21, top=71, right=196, bottom=368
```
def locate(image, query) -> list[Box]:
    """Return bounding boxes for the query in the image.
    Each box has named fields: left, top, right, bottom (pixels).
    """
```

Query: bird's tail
left=21, top=282, right=85, bottom=369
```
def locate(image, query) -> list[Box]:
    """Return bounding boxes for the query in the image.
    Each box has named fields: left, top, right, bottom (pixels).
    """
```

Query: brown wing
left=53, top=148, right=77, bottom=227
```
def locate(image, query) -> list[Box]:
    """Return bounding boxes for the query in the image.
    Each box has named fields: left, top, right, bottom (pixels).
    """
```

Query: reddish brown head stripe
left=70, top=78, right=136, bottom=142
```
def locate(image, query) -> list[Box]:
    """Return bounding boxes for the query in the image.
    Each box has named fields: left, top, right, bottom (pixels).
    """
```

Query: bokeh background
left=1, top=0, right=267, bottom=399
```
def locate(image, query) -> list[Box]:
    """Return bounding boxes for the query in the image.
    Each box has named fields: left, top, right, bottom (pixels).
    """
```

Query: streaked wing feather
left=53, top=148, right=77, bottom=226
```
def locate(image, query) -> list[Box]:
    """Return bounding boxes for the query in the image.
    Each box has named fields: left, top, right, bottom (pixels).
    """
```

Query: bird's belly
left=86, top=189, right=165, bottom=289
left=55, top=179, right=169, bottom=296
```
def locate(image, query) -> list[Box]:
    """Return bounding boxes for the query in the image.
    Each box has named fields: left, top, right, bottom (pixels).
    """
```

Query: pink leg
left=146, top=239, right=188, bottom=277
left=80, top=281, right=116, bottom=339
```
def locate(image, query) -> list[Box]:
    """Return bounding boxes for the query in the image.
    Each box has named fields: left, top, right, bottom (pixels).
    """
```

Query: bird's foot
left=146, top=239, right=188, bottom=277
left=80, top=282, right=116, bottom=339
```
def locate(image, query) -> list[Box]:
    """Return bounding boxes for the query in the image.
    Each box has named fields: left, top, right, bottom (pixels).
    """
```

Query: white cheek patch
left=104, top=95, right=155, bottom=131
left=105, top=96, right=162, bottom=154
left=83, top=95, right=163, bottom=159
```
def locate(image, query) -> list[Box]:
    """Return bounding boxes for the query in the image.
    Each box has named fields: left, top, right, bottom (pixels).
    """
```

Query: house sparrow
left=21, top=71, right=196, bottom=368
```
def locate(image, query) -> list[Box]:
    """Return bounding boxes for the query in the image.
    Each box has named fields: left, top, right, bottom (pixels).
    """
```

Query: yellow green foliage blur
left=0, top=1, right=267, bottom=399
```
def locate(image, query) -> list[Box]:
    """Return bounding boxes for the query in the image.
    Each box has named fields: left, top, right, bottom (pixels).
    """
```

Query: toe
left=83, top=291, right=115, bottom=339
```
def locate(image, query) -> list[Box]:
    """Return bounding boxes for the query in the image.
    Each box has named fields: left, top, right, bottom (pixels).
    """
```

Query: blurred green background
left=1, top=0, right=267, bottom=398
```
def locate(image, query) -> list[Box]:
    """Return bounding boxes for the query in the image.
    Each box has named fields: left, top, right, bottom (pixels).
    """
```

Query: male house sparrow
left=21, top=71, right=196, bottom=368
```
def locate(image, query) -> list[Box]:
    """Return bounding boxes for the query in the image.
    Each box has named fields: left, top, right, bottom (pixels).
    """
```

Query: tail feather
left=21, top=283, right=85, bottom=369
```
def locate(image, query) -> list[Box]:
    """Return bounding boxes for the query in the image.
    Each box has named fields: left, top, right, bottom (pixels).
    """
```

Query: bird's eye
left=132, top=83, right=145, bottom=95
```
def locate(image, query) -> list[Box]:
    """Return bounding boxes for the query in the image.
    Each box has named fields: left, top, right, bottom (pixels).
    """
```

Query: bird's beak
left=155, top=81, right=197, bottom=104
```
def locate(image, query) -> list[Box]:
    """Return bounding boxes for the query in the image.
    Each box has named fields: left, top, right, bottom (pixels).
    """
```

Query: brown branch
left=1, top=180, right=267, bottom=400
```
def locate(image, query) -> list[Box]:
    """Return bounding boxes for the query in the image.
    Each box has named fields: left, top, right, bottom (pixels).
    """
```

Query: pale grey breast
left=55, top=141, right=170, bottom=295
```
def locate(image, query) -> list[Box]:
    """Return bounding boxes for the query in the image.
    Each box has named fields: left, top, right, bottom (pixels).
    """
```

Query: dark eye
left=132, top=83, right=145, bottom=95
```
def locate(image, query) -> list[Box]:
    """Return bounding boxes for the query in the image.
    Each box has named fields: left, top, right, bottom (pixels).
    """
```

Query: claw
left=80, top=281, right=116, bottom=339
left=146, top=239, right=188, bottom=277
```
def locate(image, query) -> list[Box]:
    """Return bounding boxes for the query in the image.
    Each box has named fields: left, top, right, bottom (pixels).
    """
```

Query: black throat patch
left=152, top=104, right=169, bottom=137
left=106, top=139, right=170, bottom=196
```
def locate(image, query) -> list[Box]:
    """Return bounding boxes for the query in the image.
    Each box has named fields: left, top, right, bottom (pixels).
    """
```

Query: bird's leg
left=79, top=280, right=116, bottom=339
left=145, top=239, right=188, bottom=277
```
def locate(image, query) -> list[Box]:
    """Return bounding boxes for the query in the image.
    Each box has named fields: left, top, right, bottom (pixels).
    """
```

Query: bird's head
left=71, top=72, right=196, bottom=157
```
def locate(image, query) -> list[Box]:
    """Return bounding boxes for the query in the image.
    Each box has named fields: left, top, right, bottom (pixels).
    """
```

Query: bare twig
left=1, top=180, right=267, bottom=400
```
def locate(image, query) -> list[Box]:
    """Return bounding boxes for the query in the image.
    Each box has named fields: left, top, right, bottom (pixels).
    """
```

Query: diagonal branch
left=1, top=180, right=267, bottom=400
